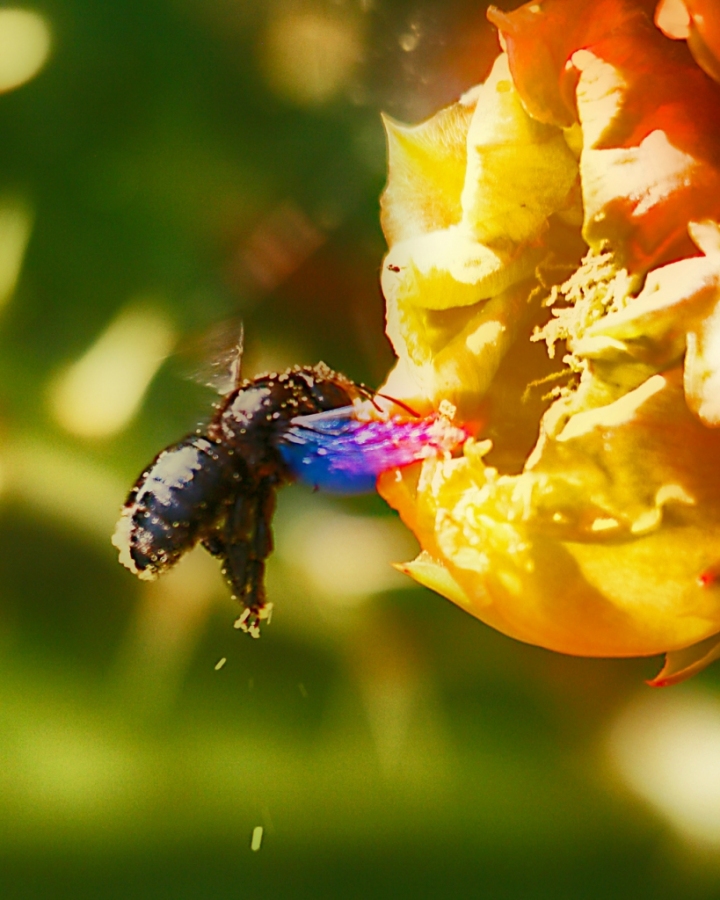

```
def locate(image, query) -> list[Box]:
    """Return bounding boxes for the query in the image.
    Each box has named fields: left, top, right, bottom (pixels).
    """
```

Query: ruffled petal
left=380, top=369, right=720, bottom=657
left=487, top=0, right=657, bottom=127
left=490, top=0, right=720, bottom=273
left=377, top=0, right=720, bottom=676
left=381, top=53, right=580, bottom=421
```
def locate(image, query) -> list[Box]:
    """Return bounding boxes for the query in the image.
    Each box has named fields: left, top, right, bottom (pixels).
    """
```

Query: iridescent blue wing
left=277, top=407, right=468, bottom=495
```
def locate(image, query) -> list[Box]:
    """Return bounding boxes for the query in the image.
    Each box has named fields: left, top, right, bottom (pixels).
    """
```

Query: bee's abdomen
left=113, top=437, right=236, bottom=579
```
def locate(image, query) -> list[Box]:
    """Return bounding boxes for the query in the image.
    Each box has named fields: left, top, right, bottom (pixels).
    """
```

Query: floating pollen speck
left=250, top=826, right=264, bottom=852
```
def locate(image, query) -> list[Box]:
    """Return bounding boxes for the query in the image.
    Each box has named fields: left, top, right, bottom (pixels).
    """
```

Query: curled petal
left=381, top=226, right=541, bottom=314
left=648, top=630, right=720, bottom=686
left=395, top=550, right=475, bottom=611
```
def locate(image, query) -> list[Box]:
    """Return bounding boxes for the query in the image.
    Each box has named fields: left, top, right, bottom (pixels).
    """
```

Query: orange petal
left=490, top=0, right=720, bottom=272
left=656, top=0, right=720, bottom=83
left=488, top=0, right=657, bottom=127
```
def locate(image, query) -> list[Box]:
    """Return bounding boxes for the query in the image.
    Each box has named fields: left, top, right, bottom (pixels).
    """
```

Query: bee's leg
left=241, top=476, right=277, bottom=631
left=221, top=477, right=278, bottom=638
left=201, top=529, right=248, bottom=604
left=201, top=531, right=227, bottom=559
left=215, top=492, right=252, bottom=600
left=199, top=500, right=249, bottom=604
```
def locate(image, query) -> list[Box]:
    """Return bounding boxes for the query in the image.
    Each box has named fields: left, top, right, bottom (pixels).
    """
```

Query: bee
left=113, top=339, right=469, bottom=637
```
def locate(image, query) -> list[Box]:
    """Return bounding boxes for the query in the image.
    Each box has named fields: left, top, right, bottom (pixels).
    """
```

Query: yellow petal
left=381, top=225, right=543, bottom=312
left=384, top=276, right=538, bottom=421
left=685, top=305, right=720, bottom=425
left=395, top=551, right=475, bottom=611
left=379, top=370, right=720, bottom=658
left=460, top=54, right=579, bottom=247
left=380, top=98, right=476, bottom=246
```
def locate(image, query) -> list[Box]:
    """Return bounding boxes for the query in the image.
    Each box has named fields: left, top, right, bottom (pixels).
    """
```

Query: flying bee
left=113, top=339, right=470, bottom=637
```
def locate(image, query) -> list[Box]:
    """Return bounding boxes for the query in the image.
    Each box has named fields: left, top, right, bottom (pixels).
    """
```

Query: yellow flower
left=377, top=0, right=720, bottom=684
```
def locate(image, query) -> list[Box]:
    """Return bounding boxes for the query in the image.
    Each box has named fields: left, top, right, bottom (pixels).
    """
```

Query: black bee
left=113, top=358, right=370, bottom=637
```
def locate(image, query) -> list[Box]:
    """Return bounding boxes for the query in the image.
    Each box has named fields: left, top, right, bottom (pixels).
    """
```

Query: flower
left=376, top=0, right=720, bottom=684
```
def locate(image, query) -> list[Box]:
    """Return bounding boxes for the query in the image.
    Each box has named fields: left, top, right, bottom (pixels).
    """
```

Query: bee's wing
left=277, top=408, right=376, bottom=494
left=285, top=406, right=357, bottom=434
left=219, top=321, right=244, bottom=393
left=277, top=408, right=469, bottom=495
left=181, top=320, right=245, bottom=395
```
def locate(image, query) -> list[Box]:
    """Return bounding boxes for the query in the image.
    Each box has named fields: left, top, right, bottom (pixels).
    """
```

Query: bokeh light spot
left=261, top=5, right=362, bottom=106
left=8, top=717, right=144, bottom=813
left=0, top=8, right=51, bottom=93
left=48, top=299, right=176, bottom=439
left=3, top=433, right=127, bottom=536
left=608, top=688, right=720, bottom=845
left=279, top=500, right=418, bottom=605
left=0, top=197, right=32, bottom=308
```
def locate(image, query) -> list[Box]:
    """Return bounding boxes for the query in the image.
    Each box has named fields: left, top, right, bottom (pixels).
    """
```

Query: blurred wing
left=181, top=320, right=245, bottom=395
left=222, top=322, right=244, bottom=393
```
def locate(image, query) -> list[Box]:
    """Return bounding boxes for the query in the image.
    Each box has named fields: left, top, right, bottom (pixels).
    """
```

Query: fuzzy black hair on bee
left=113, top=362, right=369, bottom=637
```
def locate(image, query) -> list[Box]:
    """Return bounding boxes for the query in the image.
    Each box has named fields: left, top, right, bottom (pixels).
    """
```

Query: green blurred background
left=2, top=1, right=720, bottom=897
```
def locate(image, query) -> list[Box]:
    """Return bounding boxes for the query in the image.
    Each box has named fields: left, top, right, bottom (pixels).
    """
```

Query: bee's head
left=306, top=363, right=366, bottom=411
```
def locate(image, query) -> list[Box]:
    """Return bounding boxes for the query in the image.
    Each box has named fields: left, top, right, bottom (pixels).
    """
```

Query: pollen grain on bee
left=112, top=360, right=407, bottom=637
